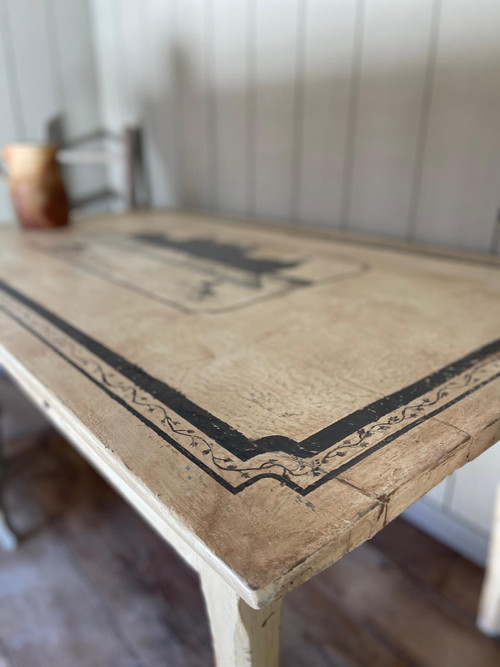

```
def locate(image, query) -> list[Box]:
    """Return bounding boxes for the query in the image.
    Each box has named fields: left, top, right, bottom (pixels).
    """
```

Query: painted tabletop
left=0, top=211, right=498, bottom=606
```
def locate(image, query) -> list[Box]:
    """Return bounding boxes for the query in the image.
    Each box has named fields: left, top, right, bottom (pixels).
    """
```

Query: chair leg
left=0, top=409, right=17, bottom=551
left=477, top=484, right=500, bottom=636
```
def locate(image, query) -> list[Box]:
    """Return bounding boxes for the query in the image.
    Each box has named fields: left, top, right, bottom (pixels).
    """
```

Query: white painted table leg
left=200, top=567, right=282, bottom=667
left=0, top=411, right=17, bottom=551
left=0, top=510, right=17, bottom=551
left=478, top=484, right=500, bottom=636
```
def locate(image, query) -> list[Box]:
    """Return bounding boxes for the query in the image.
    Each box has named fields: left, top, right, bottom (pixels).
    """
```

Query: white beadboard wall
left=0, top=0, right=106, bottom=223
left=90, top=0, right=500, bottom=253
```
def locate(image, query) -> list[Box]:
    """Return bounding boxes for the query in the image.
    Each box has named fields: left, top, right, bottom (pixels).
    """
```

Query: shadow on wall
left=138, top=39, right=499, bottom=253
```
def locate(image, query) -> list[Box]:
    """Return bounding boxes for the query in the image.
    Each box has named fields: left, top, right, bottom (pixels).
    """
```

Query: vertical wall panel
left=119, top=0, right=145, bottom=125
left=348, top=0, right=434, bottom=237
left=90, top=0, right=124, bottom=196
left=175, top=0, right=212, bottom=208
left=46, top=0, right=101, bottom=137
left=5, top=0, right=58, bottom=141
left=212, top=0, right=249, bottom=215
left=253, top=0, right=301, bottom=219
left=90, top=0, right=123, bottom=133
left=46, top=0, right=105, bottom=201
left=0, top=10, right=17, bottom=223
left=297, top=0, right=356, bottom=227
left=142, top=0, right=178, bottom=208
left=413, top=0, right=500, bottom=251
left=91, top=0, right=180, bottom=208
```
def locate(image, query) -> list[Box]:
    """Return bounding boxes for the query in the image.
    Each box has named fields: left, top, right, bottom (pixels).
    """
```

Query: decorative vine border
left=0, top=278, right=498, bottom=496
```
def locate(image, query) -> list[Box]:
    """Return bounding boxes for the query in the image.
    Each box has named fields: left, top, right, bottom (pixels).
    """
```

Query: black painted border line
left=0, top=303, right=237, bottom=495
left=1, top=278, right=498, bottom=460
left=0, top=278, right=498, bottom=496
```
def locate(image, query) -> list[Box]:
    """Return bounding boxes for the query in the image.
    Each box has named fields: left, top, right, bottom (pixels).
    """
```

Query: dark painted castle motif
left=132, top=233, right=305, bottom=288
left=32, top=227, right=367, bottom=314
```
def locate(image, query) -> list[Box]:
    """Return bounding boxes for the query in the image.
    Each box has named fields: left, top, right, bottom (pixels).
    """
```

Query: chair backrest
left=46, top=116, right=146, bottom=213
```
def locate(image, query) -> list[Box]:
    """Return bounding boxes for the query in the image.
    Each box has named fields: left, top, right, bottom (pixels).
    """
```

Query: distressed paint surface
left=0, top=211, right=498, bottom=606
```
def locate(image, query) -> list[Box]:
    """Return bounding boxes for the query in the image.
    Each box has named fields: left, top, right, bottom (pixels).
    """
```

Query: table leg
left=0, top=510, right=17, bottom=551
left=200, top=566, right=282, bottom=667
left=477, top=484, right=500, bottom=636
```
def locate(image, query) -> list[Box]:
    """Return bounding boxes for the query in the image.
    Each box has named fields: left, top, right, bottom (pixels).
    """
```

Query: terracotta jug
left=1, top=143, right=69, bottom=229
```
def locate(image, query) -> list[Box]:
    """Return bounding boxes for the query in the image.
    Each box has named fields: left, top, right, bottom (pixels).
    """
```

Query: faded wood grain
left=0, top=210, right=498, bottom=610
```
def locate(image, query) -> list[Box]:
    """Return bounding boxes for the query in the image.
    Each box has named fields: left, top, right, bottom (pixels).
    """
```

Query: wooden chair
left=53, top=123, right=144, bottom=212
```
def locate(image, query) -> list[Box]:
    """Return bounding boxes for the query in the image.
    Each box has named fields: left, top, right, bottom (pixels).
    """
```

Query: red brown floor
left=0, top=430, right=498, bottom=667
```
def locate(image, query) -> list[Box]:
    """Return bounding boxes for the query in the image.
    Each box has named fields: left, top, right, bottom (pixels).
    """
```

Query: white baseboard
left=404, top=498, right=490, bottom=568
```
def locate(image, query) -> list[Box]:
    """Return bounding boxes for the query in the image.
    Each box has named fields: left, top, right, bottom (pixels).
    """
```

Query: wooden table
left=0, top=211, right=498, bottom=665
